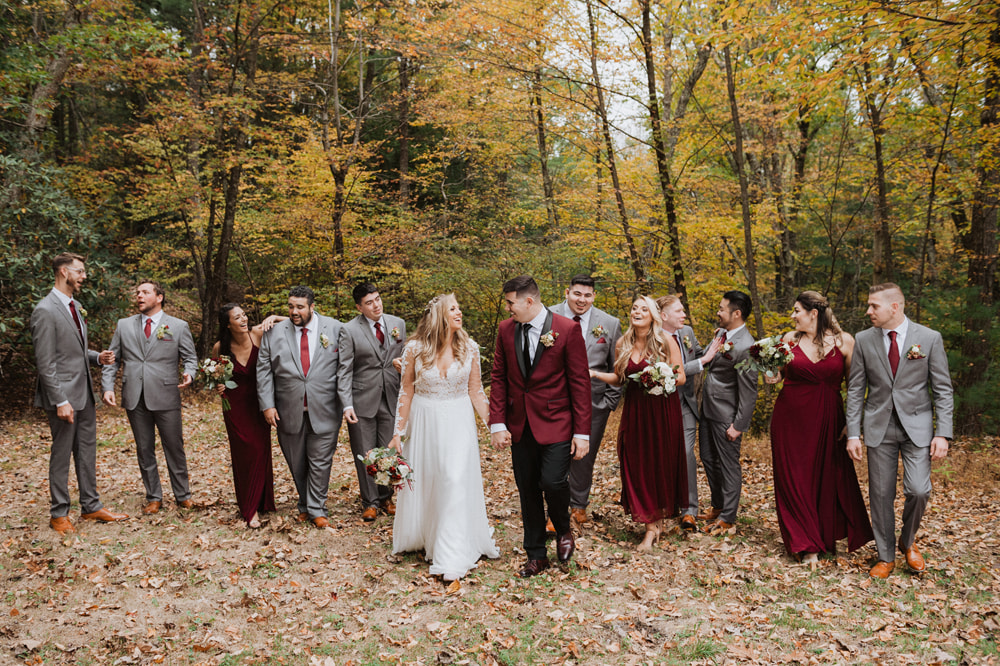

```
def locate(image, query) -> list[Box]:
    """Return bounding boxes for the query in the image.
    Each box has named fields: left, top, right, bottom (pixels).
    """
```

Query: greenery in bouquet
left=358, top=447, right=414, bottom=490
left=736, top=335, right=794, bottom=378
left=627, top=361, right=679, bottom=396
left=196, top=356, right=238, bottom=411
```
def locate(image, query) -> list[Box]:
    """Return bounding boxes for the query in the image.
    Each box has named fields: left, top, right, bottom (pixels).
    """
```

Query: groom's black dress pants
left=511, top=423, right=573, bottom=561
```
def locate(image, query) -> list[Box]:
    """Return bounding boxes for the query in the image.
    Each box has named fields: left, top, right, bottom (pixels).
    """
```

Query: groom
left=846, top=283, right=953, bottom=579
left=490, top=275, right=592, bottom=578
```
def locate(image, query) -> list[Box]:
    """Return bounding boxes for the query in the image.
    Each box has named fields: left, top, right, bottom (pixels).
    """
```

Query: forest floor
left=0, top=397, right=998, bottom=666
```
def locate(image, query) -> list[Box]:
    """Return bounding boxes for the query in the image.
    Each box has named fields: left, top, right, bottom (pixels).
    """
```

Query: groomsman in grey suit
left=550, top=275, right=622, bottom=526
left=699, top=290, right=758, bottom=535
left=31, top=252, right=128, bottom=534
left=258, top=286, right=344, bottom=528
left=657, top=294, right=722, bottom=531
left=338, top=282, right=407, bottom=521
left=846, top=283, right=953, bottom=579
left=103, top=281, right=198, bottom=514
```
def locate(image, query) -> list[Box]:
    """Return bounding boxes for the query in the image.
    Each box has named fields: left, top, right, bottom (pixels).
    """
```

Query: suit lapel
left=583, top=310, right=596, bottom=351
left=529, top=311, right=553, bottom=377
left=133, top=315, right=151, bottom=358
left=360, top=316, right=385, bottom=360
left=675, top=327, right=687, bottom=363
left=286, top=321, right=306, bottom=377
left=869, top=328, right=893, bottom=381
left=54, top=295, right=85, bottom=350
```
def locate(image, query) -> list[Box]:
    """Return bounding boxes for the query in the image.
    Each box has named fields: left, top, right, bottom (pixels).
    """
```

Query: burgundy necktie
left=720, top=330, right=727, bottom=344
left=144, top=317, right=152, bottom=339
left=888, top=330, right=900, bottom=376
left=374, top=321, right=385, bottom=345
left=300, top=327, right=310, bottom=377
left=68, top=301, right=83, bottom=340
left=573, top=315, right=581, bottom=323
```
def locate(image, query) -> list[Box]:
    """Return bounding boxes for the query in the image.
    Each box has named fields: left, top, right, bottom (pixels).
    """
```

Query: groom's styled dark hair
left=352, top=282, right=378, bottom=304
left=289, top=285, right=315, bottom=305
left=503, top=275, right=540, bottom=299
left=722, top=290, right=752, bottom=321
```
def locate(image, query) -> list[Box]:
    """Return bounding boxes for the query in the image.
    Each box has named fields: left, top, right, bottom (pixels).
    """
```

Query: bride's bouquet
left=628, top=361, right=679, bottom=396
left=359, top=447, right=414, bottom=490
left=196, top=356, right=238, bottom=411
left=735, top=334, right=794, bottom=378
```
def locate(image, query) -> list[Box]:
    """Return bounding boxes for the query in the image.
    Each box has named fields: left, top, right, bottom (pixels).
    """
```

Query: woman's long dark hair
left=217, top=303, right=240, bottom=358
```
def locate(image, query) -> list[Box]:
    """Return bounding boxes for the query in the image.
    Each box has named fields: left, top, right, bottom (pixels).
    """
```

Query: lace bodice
left=393, top=339, right=490, bottom=437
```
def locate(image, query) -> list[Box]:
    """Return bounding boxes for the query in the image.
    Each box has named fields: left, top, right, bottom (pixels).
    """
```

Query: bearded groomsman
left=549, top=275, right=621, bottom=527
left=846, top=283, right=953, bottom=579
left=699, top=290, right=758, bottom=535
left=257, top=286, right=344, bottom=528
left=31, top=252, right=128, bottom=534
left=338, top=282, right=407, bottom=521
left=103, top=281, right=198, bottom=514
left=657, top=294, right=722, bottom=531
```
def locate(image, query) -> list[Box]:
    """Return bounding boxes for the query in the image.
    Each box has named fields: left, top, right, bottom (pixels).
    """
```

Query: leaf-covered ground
left=1, top=398, right=998, bottom=665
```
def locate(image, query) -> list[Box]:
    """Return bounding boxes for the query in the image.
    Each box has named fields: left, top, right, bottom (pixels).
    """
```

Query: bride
left=388, top=294, right=500, bottom=580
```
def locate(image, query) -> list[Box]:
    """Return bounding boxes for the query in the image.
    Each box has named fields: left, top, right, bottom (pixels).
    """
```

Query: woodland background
left=2, top=0, right=998, bottom=431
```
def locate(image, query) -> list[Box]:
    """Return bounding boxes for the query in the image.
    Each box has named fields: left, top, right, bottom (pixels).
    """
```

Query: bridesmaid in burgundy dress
left=767, top=291, right=873, bottom=564
left=212, top=305, right=285, bottom=528
left=591, top=296, right=688, bottom=551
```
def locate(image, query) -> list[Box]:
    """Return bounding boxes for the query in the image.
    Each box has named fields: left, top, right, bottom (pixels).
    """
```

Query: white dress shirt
left=880, top=317, right=909, bottom=354
left=143, top=310, right=164, bottom=338
left=297, top=313, right=318, bottom=364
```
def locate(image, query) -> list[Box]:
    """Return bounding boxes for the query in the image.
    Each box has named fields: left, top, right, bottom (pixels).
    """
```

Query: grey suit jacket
left=31, top=291, right=101, bottom=410
left=671, top=324, right=707, bottom=417
left=102, top=313, right=197, bottom=411
left=845, top=320, right=953, bottom=446
left=257, top=315, right=343, bottom=436
left=549, top=302, right=622, bottom=411
left=700, top=326, right=758, bottom=432
left=336, top=314, right=406, bottom=418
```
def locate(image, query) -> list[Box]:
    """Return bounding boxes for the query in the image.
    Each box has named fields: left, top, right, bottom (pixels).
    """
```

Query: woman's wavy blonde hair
left=411, top=293, right=473, bottom=370
left=613, top=295, right=673, bottom=380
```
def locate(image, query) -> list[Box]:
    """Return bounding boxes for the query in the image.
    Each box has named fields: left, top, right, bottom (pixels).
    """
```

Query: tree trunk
left=530, top=68, right=559, bottom=227
left=860, top=61, right=894, bottom=283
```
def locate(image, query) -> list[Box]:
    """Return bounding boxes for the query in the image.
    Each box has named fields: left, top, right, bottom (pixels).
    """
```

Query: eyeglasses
left=66, top=267, right=87, bottom=276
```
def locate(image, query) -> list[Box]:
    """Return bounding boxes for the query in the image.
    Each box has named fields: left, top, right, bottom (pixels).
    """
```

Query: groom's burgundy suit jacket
left=489, top=312, right=592, bottom=445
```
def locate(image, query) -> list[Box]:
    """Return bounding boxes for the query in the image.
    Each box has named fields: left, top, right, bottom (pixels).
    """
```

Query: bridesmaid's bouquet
left=735, top=335, right=794, bottom=378
left=359, top=447, right=414, bottom=490
left=628, top=361, right=679, bottom=396
left=196, top=356, right=238, bottom=411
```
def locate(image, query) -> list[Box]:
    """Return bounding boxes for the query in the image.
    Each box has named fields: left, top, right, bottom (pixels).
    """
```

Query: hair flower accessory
left=155, top=324, right=172, bottom=340
left=905, top=344, right=926, bottom=360
left=540, top=330, right=559, bottom=347
left=320, top=333, right=330, bottom=348
left=591, top=324, right=607, bottom=338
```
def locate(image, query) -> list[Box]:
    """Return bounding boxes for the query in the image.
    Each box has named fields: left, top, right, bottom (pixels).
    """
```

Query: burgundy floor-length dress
left=770, top=344, right=873, bottom=555
left=618, top=358, right=688, bottom=523
left=222, top=345, right=276, bottom=524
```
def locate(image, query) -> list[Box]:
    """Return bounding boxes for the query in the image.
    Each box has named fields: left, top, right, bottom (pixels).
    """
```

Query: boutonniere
left=155, top=324, right=172, bottom=340
left=391, top=326, right=401, bottom=341
left=539, top=330, right=559, bottom=347
left=721, top=341, right=734, bottom=354
left=79, top=307, right=88, bottom=319
left=905, top=344, right=926, bottom=360
left=591, top=324, right=607, bottom=338
left=320, top=333, right=330, bottom=349
left=683, top=334, right=691, bottom=350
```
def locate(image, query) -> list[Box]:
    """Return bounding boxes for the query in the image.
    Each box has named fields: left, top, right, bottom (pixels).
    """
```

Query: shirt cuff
left=343, top=406, right=354, bottom=413
left=573, top=434, right=590, bottom=442
left=490, top=423, right=508, bottom=434
left=846, top=436, right=861, bottom=443
left=56, top=400, right=70, bottom=408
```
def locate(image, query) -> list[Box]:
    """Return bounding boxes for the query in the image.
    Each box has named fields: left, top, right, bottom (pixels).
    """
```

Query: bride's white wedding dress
left=392, top=340, right=500, bottom=579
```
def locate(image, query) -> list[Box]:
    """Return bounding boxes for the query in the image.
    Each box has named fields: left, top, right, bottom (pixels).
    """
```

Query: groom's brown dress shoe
left=295, top=512, right=308, bottom=523
left=383, top=501, right=396, bottom=516
left=81, top=508, right=128, bottom=522
left=697, top=507, right=721, bottom=521
left=556, top=532, right=575, bottom=564
left=518, top=558, right=550, bottom=578
left=545, top=519, right=556, bottom=535
left=142, top=501, right=161, bottom=515
left=362, top=507, right=378, bottom=522
left=680, top=515, right=697, bottom=532
left=869, top=561, right=895, bottom=579
left=703, top=519, right=734, bottom=536
left=312, top=516, right=329, bottom=528
left=899, top=542, right=926, bottom=572
left=177, top=499, right=194, bottom=509
left=50, top=517, right=75, bottom=535
left=571, top=508, right=589, bottom=525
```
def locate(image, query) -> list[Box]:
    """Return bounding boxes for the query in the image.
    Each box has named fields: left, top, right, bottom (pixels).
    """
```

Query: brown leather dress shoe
left=545, top=518, right=556, bottom=535
left=680, top=515, right=697, bottom=532
left=177, top=499, right=194, bottom=509
left=383, top=501, right=396, bottom=516
left=697, top=507, right=722, bottom=521
left=870, top=560, right=895, bottom=579
left=571, top=508, right=589, bottom=525
left=362, top=507, right=378, bottom=522
left=142, top=501, right=161, bottom=515
left=81, top=508, right=129, bottom=522
left=50, top=516, right=76, bottom=535
left=556, top=532, right=575, bottom=564
left=295, top=512, right=308, bottom=523
left=703, top=519, right=734, bottom=536
left=518, top=558, right=550, bottom=578
left=312, top=516, right=330, bottom=528
left=899, top=542, right=926, bottom=572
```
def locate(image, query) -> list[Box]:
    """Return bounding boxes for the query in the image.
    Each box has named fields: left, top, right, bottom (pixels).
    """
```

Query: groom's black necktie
left=521, top=323, right=532, bottom=372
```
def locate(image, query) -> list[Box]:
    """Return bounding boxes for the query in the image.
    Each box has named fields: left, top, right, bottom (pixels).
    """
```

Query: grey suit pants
left=46, top=396, right=103, bottom=517
left=699, top=417, right=742, bottom=523
left=569, top=404, right=613, bottom=510
left=276, top=410, right=339, bottom=518
left=127, top=394, right=190, bottom=503
left=347, top=399, right=394, bottom=508
left=866, top=417, right=931, bottom=563
left=680, top=406, right=699, bottom=517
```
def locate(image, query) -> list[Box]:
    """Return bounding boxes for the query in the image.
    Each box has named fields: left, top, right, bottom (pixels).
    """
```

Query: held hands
left=344, top=407, right=359, bottom=424
left=392, top=358, right=403, bottom=374
left=98, top=350, right=115, bottom=365
left=491, top=430, right=512, bottom=450
left=571, top=437, right=589, bottom=460
left=930, top=436, right=949, bottom=461
left=846, top=438, right=864, bottom=462
left=263, top=408, right=280, bottom=428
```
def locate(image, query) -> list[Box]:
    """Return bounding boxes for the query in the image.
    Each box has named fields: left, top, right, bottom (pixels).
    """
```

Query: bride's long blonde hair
left=613, top=295, right=673, bottom=380
left=411, top=293, right=473, bottom=369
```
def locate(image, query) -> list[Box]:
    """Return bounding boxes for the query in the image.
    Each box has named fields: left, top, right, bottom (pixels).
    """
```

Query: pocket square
left=596, top=337, right=607, bottom=344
